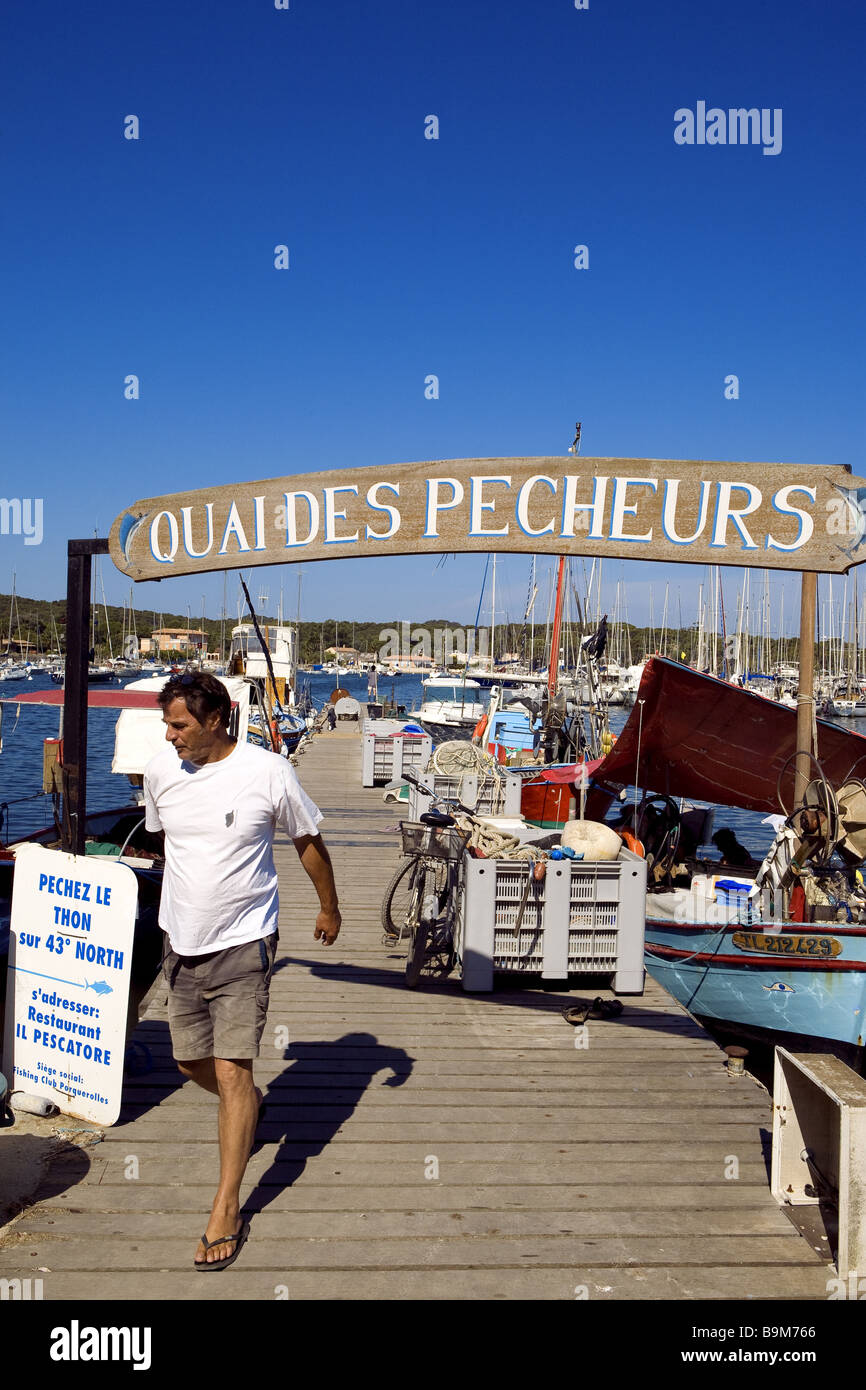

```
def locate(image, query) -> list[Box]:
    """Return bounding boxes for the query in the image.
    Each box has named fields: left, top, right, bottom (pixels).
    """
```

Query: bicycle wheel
left=381, top=857, right=418, bottom=939
left=404, top=865, right=433, bottom=988
left=404, top=859, right=450, bottom=987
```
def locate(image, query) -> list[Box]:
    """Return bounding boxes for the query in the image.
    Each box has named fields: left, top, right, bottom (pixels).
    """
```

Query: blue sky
left=0, top=0, right=863, bottom=636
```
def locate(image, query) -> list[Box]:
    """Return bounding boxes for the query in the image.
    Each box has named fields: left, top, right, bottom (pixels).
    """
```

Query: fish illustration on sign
left=85, top=979, right=113, bottom=996
left=117, top=511, right=146, bottom=564
left=762, top=981, right=795, bottom=994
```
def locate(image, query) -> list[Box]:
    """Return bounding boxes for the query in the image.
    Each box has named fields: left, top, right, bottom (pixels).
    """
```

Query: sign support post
left=61, top=538, right=109, bottom=854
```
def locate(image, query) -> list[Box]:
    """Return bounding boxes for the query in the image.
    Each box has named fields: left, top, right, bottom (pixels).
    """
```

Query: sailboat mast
left=530, top=555, right=536, bottom=669
left=490, top=554, right=496, bottom=669
left=547, top=556, right=567, bottom=702
left=5, top=572, right=15, bottom=656
left=696, top=583, right=704, bottom=669
left=711, top=568, right=718, bottom=674
left=794, top=573, right=817, bottom=806
left=718, top=571, right=729, bottom=679
left=855, top=574, right=860, bottom=691
left=596, top=559, right=603, bottom=627
left=220, top=572, right=227, bottom=665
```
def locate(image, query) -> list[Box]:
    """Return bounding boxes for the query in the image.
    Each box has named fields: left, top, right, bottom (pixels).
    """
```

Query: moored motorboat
left=0, top=662, right=31, bottom=682
left=831, top=696, right=866, bottom=718
left=409, top=677, right=486, bottom=744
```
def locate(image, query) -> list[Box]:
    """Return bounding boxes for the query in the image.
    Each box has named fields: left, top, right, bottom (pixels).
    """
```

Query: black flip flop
left=194, top=1218, right=250, bottom=1272
left=562, top=997, right=624, bottom=1026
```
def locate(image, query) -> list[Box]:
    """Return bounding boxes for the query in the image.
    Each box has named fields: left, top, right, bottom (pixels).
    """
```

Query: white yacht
left=409, top=676, right=487, bottom=743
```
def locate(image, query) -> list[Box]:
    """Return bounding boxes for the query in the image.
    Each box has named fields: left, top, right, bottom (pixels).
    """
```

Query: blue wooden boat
left=587, top=657, right=866, bottom=1063
left=640, top=885, right=866, bottom=1062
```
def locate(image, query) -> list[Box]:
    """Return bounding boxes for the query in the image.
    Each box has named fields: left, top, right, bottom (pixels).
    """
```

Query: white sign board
left=1, top=844, right=138, bottom=1126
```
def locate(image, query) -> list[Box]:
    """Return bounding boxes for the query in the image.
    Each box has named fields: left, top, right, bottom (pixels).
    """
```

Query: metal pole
left=547, top=556, right=567, bottom=703
left=794, top=571, right=817, bottom=808
left=490, top=554, right=496, bottom=669
left=61, top=539, right=109, bottom=854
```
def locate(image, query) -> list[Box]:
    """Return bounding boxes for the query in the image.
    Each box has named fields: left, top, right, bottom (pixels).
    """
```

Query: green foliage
left=0, top=592, right=820, bottom=669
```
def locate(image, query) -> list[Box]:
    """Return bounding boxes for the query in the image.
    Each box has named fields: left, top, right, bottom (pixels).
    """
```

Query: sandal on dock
left=562, top=997, right=624, bottom=1027
left=194, top=1218, right=250, bottom=1272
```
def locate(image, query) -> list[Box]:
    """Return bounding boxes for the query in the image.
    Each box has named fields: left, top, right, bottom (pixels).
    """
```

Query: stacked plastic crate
left=361, top=719, right=433, bottom=787
left=407, top=770, right=521, bottom=820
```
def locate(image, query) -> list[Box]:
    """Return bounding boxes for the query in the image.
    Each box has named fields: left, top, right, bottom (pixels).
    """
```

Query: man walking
left=143, top=671, right=341, bottom=1271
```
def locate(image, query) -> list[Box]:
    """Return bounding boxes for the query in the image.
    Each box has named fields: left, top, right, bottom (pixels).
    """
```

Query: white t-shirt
left=143, top=739, right=323, bottom=955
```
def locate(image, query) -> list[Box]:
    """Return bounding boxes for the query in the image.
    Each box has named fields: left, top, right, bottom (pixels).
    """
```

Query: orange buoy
left=471, top=714, right=488, bottom=744
left=619, top=829, right=645, bottom=858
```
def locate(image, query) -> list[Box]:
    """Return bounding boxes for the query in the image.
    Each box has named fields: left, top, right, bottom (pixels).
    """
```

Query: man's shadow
left=244, top=1031, right=413, bottom=1216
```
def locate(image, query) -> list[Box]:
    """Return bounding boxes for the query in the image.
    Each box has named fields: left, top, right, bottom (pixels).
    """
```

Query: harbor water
left=0, top=667, right=852, bottom=858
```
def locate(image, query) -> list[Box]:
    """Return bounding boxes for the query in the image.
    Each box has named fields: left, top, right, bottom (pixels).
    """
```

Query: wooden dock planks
left=0, top=723, right=836, bottom=1299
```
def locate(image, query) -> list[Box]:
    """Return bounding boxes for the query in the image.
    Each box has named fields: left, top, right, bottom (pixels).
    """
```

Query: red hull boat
left=588, top=656, right=866, bottom=814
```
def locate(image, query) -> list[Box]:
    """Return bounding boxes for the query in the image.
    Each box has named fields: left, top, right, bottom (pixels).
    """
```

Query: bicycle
left=380, top=771, right=479, bottom=988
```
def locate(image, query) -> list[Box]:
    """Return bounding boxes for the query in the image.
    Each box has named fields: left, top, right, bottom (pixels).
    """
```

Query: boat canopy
left=529, top=760, right=601, bottom=785
left=422, top=676, right=481, bottom=691
left=111, top=677, right=249, bottom=776
left=0, top=688, right=162, bottom=709
left=591, top=657, right=866, bottom=814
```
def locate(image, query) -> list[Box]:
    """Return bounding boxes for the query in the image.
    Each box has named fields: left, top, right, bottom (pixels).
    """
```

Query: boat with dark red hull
left=586, top=656, right=866, bottom=1064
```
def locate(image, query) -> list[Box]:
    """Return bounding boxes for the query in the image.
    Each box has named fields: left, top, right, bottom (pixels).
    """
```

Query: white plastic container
left=456, top=848, right=647, bottom=993
left=361, top=721, right=433, bottom=786
left=408, top=771, right=521, bottom=821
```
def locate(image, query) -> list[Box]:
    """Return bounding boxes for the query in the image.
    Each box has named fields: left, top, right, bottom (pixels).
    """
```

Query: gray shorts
left=162, top=932, right=279, bottom=1061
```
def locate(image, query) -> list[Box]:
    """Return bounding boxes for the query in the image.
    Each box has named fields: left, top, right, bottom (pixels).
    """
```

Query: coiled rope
left=428, top=740, right=510, bottom=815
left=430, top=740, right=492, bottom=777
left=450, top=811, right=547, bottom=861
left=427, top=740, right=545, bottom=858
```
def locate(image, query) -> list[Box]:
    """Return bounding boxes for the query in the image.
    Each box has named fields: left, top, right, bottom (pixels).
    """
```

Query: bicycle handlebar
left=400, top=770, right=427, bottom=792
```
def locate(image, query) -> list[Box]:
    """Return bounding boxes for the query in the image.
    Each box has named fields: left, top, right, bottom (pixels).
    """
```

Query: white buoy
left=561, top=819, right=622, bottom=860
left=10, top=1092, right=59, bottom=1117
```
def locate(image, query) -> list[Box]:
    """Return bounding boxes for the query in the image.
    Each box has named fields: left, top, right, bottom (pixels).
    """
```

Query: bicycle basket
left=400, top=821, right=468, bottom=861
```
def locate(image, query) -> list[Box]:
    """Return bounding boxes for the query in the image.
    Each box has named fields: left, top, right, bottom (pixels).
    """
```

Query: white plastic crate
left=361, top=721, right=433, bottom=787
left=408, top=771, right=521, bottom=820
left=456, top=849, right=646, bottom=993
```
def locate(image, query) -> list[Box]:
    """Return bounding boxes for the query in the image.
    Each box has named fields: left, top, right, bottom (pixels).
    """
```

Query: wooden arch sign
left=109, top=457, right=866, bottom=581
